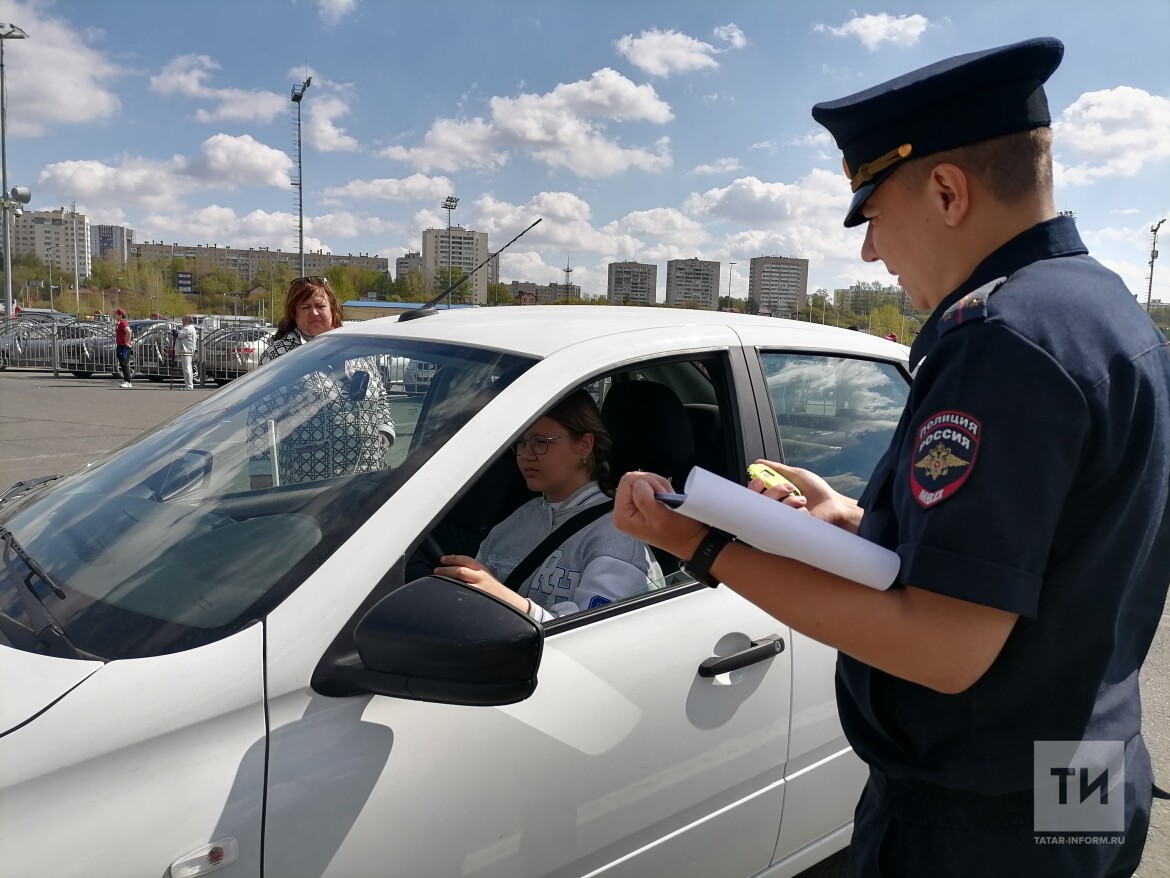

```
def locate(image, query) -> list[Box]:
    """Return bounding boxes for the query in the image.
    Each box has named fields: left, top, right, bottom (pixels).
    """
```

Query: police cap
left=812, top=37, right=1064, bottom=227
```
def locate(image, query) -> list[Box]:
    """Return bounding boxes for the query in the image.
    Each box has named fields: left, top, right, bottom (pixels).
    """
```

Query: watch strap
left=682, top=528, right=734, bottom=587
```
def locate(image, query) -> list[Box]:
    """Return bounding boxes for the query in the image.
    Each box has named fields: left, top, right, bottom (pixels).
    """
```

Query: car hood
left=0, top=646, right=102, bottom=734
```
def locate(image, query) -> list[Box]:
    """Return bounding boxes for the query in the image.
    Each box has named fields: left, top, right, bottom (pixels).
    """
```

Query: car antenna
left=398, top=218, right=542, bottom=322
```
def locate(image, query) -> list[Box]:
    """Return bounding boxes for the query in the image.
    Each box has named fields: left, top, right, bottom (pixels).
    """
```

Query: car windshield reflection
left=0, top=334, right=534, bottom=660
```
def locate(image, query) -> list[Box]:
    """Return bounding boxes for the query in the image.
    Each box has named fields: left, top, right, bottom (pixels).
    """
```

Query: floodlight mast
left=1, top=22, right=30, bottom=318
left=291, top=76, right=312, bottom=278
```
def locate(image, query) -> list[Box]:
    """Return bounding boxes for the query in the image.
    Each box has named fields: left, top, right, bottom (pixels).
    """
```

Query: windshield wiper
left=0, top=475, right=60, bottom=508
left=0, top=527, right=96, bottom=661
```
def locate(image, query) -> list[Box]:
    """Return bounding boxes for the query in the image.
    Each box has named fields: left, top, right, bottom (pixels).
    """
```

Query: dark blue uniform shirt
left=842, top=216, right=1170, bottom=795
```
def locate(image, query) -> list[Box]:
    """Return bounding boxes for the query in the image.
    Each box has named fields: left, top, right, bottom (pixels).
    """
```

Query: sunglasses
left=291, top=276, right=330, bottom=287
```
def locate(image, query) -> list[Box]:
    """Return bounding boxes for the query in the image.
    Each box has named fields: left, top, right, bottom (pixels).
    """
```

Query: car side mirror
left=313, top=576, right=543, bottom=706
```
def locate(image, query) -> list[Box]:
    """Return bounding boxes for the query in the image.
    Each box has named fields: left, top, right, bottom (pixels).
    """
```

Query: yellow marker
left=747, top=463, right=802, bottom=497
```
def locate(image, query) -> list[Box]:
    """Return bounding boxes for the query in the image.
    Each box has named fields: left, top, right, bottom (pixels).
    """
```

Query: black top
left=840, top=216, right=1170, bottom=794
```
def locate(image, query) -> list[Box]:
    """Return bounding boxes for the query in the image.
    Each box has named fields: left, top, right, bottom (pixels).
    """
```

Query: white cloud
left=603, top=208, right=709, bottom=248
left=714, top=24, right=747, bottom=50
left=615, top=28, right=719, bottom=77
left=151, top=55, right=287, bottom=124
left=685, top=169, right=879, bottom=288
left=692, top=157, right=742, bottom=175
left=318, top=0, right=358, bottom=25
left=322, top=173, right=455, bottom=203
left=137, top=205, right=400, bottom=257
left=2, top=6, right=122, bottom=136
left=383, top=69, right=674, bottom=178
left=1053, top=87, right=1170, bottom=185
left=382, top=118, right=507, bottom=173
left=474, top=192, right=640, bottom=255
left=37, top=135, right=292, bottom=210
left=306, top=94, right=360, bottom=152
left=814, top=14, right=930, bottom=50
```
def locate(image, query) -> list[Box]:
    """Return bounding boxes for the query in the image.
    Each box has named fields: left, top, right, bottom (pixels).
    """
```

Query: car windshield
left=0, top=334, right=534, bottom=660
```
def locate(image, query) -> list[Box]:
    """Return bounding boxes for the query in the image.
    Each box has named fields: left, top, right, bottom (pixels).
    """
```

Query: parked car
left=199, top=325, right=273, bottom=385
left=4, top=307, right=76, bottom=323
left=55, top=319, right=172, bottom=378
left=0, top=318, right=103, bottom=370
left=0, top=307, right=911, bottom=878
left=133, top=323, right=203, bottom=384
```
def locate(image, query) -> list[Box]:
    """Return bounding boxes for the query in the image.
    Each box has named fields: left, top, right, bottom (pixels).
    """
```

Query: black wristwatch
left=681, top=528, right=734, bottom=587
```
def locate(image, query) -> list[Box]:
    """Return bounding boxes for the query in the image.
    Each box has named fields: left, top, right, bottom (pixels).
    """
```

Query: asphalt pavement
left=0, top=368, right=1166, bottom=877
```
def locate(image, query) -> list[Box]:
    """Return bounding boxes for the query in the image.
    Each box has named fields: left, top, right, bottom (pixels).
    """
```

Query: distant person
left=260, top=276, right=342, bottom=364
left=114, top=309, right=133, bottom=388
left=174, top=316, right=198, bottom=390
left=436, top=389, right=663, bottom=621
left=884, top=332, right=899, bottom=342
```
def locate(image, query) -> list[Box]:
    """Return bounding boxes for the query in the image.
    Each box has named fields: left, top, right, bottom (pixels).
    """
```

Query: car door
left=742, top=338, right=912, bottom=862
left=260, top=342, right=795, bottom=878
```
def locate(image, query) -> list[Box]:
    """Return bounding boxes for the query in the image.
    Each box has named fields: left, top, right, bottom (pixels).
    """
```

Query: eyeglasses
left=291, top=276, right=329, bottom=287
left=512, top=434, right=569, bottom=456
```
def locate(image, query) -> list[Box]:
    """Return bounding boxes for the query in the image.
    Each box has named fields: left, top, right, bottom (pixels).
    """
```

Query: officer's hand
left=749, top=459, right=857, bottom=529
left=613, top=471, right=707, bottom=561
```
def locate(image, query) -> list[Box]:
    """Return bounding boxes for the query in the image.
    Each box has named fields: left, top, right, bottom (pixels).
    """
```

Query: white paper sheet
left=675, top=467, right=899, bottom=591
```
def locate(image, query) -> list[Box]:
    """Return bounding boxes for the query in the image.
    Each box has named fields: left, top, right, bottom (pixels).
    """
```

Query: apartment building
left=11, top=208, right=93, bottom=280
left=508, top=280, right=582, bottom=304
left=129, top=242, right=389, bottom=286
left=665, top=258, right=720, bottom=309
left=396, top=250, right=423, bottom=282
left=422, top=226, right=490, bottom=304
left=607, top=261, right=657, bottom=306
left=748, top=256, right=809, bottom=317
left=835, top=283, right=907, bottom=314
left=90, top=224, right=135, bottom=268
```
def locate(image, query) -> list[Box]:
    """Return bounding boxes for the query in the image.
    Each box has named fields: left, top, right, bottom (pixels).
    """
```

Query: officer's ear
left=927, top=162, right=971, bottom=228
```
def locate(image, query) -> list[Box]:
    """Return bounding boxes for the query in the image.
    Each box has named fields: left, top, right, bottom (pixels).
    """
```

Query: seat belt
left=504, top=500, right=615, bottom=591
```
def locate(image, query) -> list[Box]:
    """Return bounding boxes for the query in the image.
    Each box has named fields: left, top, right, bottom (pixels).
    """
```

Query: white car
left=0, top=306, right=911, bottom=878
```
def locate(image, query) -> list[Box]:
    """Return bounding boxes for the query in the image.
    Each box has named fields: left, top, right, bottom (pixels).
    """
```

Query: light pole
left=441, top=196, right=459, bottom=299
left=1, top=22, right=29, bottom=318
left=726, top=261, right=735, bottom=310
left=71, top=201, right=81, bottom=313
left=46, top=244, right=53, bottom=310
left=1148, top=219, right=1165, bottom=313
left=291, top=76, right=312, bottom=277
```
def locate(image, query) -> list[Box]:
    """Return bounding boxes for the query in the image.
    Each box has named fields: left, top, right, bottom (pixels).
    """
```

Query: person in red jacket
left=114, top=309, right=133, bottom=388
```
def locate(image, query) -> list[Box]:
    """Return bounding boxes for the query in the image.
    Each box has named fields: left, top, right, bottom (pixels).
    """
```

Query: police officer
left=613, top=37, right=1170, bottom=877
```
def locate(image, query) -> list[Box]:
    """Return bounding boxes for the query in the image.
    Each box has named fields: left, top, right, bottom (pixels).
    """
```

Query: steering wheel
left=419, top=534, right=447, bottom=569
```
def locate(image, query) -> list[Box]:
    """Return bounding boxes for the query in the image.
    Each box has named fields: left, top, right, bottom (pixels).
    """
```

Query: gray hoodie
left=476, top=481, right=665, bottom=622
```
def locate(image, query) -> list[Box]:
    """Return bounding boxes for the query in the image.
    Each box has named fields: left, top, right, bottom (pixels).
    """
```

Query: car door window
left=760, top=352, right=908, bottom=499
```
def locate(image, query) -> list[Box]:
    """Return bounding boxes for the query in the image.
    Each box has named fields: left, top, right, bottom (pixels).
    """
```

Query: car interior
left=416, top=354, right=741, bottom=610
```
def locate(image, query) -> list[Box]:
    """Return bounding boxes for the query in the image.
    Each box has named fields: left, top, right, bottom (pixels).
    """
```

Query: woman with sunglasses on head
left=248, top=276, right=395, bottom=487
left=436, top=389, right=663, bottom=621
left=261, top=276, right=342, bottom=363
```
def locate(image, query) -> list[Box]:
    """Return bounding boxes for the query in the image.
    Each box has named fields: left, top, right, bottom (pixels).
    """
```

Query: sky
left=1, top=0, right=1168, bottom=304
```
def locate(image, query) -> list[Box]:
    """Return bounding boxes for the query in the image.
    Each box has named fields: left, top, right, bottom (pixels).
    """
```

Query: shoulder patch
left=937, top=276, right=1007, bottom=336
left=910, top=410, right=981, bottom=508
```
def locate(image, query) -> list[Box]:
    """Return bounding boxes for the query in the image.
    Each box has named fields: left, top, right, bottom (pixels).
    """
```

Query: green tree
left=486, top=282, right=513, bottom=306
left=399, top=270, right=429, bottom=301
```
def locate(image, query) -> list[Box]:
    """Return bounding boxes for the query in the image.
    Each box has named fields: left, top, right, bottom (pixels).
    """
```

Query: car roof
left=331, top=305, right=906, bottom=361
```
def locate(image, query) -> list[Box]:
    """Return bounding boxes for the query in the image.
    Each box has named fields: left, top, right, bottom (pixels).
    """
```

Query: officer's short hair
left=896, top=127, right=1054, bottom=204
